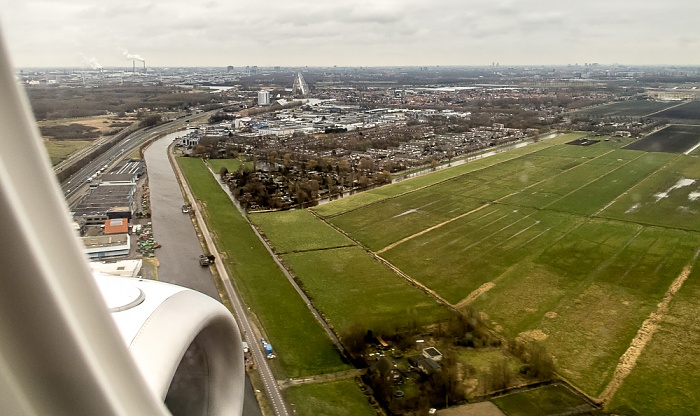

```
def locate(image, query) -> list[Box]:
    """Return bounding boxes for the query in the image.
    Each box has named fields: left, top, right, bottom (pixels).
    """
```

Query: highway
left=59, top=111, right=216, bottom=207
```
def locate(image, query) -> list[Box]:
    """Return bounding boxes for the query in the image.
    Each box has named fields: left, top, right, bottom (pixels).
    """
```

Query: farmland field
left=607, top=255, right=700, bottom=415
left=44, top=139, right=92, bottom=165
left=624, top=125, right=700, bottom=153
left=177, top=157, right=350, bottom=379
left=284, top=379, right=376, bottom=416
left=281, top=246, right=451, bottom=333
left=312, top=132, right=589, bottom=218
left=492, top=384, right=596, bottom=416
left=196, top=125, right=700, bottom=413
left=274, top=131, right=700, bottom=410
left=600, top=154, right=700, bottom=230
left=250, top=210, right=353, bottom=253
left=650, top=100, right=700, bottom=124
left=574, top=100, right=679, bottom=118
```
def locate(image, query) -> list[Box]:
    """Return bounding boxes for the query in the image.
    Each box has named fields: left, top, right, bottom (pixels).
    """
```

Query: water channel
left=144, top=131, right=261, bottom=416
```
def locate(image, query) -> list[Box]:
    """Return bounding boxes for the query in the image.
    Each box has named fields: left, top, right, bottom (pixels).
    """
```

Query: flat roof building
left=81, top=234, right=130, bottom=259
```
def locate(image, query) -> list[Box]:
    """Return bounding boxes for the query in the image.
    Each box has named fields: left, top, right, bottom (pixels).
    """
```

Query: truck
left=260, top=337, right=274, bottom=359
left=198, top=254, right=215, bottom=266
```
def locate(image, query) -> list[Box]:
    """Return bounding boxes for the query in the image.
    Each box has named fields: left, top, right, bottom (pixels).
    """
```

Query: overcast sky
left=1, top=0, right=698, bottom=68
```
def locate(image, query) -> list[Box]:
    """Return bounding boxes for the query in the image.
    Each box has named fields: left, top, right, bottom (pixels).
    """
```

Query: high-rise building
left=258, top=90, right=270, bottom=106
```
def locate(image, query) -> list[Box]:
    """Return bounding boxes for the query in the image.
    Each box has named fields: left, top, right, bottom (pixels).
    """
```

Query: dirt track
left=598, top=264, right=693, bottom=404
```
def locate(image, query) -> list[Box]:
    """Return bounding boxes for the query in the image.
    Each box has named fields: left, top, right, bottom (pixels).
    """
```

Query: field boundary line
left=376, top=203, right=491, bottom=254
left=277, top=244, right=357, bottom=255
left=279, top=369, right=367, bottom=389
left=309, top=210, right=457, bottom=310
left=644, top=100, right=689, bottom=117
left=456, top=282, right=496, bottom=308
left=598, top=250, right=699, bottom=404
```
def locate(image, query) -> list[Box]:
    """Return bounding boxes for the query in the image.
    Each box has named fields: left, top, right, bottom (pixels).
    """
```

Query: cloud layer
left=1, top=0, right=698, bottom=67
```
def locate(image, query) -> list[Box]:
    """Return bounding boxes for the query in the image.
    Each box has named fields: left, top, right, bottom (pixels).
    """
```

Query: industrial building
left=72, top=161, right=142, bottom=226
left=82, top=234, right=130, bottom=259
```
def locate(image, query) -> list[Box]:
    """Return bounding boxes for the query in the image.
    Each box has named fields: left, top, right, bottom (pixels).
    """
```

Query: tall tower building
left=257, top=90, right=270, bottom=106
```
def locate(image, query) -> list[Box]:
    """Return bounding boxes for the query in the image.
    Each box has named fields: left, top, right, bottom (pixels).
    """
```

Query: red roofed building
left=104, top=218, right=129, bottom=235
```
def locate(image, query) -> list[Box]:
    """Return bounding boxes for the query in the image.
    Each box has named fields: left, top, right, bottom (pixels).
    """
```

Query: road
left=168, top=140, right=290, bottom=416
left=146, top=131, right=263, bottom=416
left=60, top=111, right=217, bottom=205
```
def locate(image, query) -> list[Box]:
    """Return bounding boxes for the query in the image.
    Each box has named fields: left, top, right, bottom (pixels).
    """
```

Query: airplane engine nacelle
left=95, top=274, right=245, bottom=416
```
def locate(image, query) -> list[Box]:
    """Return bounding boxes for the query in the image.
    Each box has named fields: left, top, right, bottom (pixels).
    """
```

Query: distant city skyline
left=1, top=0, right=698, bottom=68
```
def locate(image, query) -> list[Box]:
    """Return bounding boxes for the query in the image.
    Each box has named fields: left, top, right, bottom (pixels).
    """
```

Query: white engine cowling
left=95, top=275, right=245, bottom=416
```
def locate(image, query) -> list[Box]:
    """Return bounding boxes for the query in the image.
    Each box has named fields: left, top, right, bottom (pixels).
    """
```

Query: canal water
left=144, top=131, right=262, bottom=416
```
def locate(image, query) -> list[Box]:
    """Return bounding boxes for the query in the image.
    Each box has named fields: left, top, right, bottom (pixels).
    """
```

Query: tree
left=138, top=113, right=162, bottom=128
left=483, top=357, right=511, bottom=392
left=340, top=323, right=367, bottom=358
left=219, top=166, right=228, bottom=177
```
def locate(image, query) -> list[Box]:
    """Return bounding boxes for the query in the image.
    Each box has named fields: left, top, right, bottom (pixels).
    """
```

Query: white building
left=89, top=259, right=143, bottom=278
left=82, top=234, right=130, bottom=259
left=258, top=90, right=270, bottom=106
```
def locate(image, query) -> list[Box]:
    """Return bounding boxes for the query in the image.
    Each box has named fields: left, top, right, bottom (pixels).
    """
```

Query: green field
left=177, top=157, right=349, bottom=378
left=608, top=255, right=700, bottom=415
left=250, top=210, right=354, bottom=254
left=184, top=126, right=700, bottom=413
left=574, top=100, right=679, bottom=118
left=294, top=132, right=700, bottom=409
left=44, top=140, right=91, bottom=165
left=282, top=246, right=450, bottom=333
left=207, top=158, right=250, bottom=174
left=284, top=379, right=376, bottom=416
left=600, top=155, right=700, bottom=230
left=493, top=384, right=596, bottom=416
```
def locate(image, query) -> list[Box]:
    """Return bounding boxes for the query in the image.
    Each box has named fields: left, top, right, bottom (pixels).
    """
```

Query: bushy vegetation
left=25, top=85, right=215, bottom=120
left=40, top=123, right=100, bottom=140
